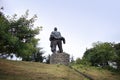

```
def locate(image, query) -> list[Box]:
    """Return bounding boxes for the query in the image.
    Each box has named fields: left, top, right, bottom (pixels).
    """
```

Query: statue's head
left=54, top=27, right=57, bottom=31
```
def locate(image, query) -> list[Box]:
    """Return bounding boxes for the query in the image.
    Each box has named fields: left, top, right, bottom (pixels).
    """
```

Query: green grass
left=1, top=59, right=120, bottom=80
left=0, top=59, right=86, bottom=80
left=72, top=64, right=120, bottom=80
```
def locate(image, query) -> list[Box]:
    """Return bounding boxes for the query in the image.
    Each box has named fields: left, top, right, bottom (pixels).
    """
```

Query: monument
left=49, top=27, right=70, bottom=65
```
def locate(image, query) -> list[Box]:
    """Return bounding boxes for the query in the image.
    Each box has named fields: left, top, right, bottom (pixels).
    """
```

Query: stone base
left=50, top=52, right=70, bottom=66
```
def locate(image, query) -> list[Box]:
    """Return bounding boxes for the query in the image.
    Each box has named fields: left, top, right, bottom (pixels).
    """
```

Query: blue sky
left=1, top=0, right=120, bottom=59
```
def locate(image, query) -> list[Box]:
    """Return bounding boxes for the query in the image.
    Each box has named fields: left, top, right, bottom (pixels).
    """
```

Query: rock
left=50, top=52, right=70, bottom=66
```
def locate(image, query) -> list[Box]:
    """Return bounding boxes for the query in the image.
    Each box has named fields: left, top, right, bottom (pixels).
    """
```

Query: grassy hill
left=0, top=59, right=86, bottom=80
left=0, top=59, right=120, bottom=80
left=72, top=64, right=120, bottom=80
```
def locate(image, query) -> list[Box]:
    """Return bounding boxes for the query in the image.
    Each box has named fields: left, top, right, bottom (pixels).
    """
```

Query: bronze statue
left=49, top=27, right=65, bottom=53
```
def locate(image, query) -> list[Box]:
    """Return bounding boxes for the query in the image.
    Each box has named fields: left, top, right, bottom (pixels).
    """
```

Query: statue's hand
left=63, top=41, right=65, bottom=44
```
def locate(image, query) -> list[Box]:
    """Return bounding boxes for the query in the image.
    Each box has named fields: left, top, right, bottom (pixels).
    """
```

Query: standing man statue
left=49, top=27, right=65, bottom=53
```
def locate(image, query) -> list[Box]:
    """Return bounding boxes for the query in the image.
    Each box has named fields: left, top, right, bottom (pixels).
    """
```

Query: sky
left=1, top=0, right=120, bottom=59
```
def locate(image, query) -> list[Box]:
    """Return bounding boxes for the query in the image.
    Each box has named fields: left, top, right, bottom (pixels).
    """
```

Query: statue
left=49, top=27, right=65, bottom=53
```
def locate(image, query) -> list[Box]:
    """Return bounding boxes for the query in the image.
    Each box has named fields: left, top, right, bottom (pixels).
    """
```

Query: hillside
left=0, top=59, right=120, bottom=80
left=72, top=64, right=120, bottom=80
left=0, top=59, right=86, bottom=80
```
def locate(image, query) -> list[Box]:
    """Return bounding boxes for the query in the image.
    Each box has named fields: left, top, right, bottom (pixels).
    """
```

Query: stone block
left=50, top=52, right=70, bottom=66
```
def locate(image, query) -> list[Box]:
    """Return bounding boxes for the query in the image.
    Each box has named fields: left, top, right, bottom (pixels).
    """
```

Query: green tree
left=33, top=48, right=44, bottom=62
left=75, top=57, right=91, bottom=66
left=76, top=58, right=81, bottom=64
left=46, top=54, right=50, bottom=64
left=0, top=9, right=11, bottom=56
left=114, top=43, right=120, bottom=70
left=0, top=10, right=43, bottom=61
left=83, top=42, right=116, bottom=67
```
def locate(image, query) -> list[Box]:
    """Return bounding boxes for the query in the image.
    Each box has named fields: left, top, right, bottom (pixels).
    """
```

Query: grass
left=1, top=59, right=120, bottom=80
left=0, top=59, right=86, bottom=80
left=72, top=64, right=120, bottom=80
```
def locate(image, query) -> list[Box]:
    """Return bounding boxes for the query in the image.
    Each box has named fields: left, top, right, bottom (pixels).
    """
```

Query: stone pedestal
left=50, top=52, right=70, bottom=66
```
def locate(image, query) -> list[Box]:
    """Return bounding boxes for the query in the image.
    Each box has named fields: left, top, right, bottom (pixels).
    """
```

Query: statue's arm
left=61, top=37, right=65, bottom=44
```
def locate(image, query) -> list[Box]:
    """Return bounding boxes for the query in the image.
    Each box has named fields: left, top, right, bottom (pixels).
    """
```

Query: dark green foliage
left=76, top=58, right=82, bottom=64
left=33, top=48, right=44, bottom=62
left=83, top=42, right=117, bottom=67
left=114, top=43, right=120, bottom=70
left=0, top=10, right=43, bottom=61
left=46, top=54, right=50, bottom=64
left=76, top=58, right=91, bottom=66
left=0, top=11, right=10, bottom=54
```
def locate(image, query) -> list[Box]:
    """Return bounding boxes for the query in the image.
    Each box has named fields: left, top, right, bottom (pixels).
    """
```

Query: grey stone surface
left=50, top=52, right=70, bottom=66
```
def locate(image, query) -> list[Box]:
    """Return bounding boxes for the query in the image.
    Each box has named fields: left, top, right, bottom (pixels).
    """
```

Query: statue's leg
left=50, top=41, right=54, bottom=52
left=51, top=40, right=57, bottom=53
left=58, top=40, right=63, bottom=53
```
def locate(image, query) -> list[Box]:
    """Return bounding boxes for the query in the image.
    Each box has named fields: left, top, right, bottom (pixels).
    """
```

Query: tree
left=46, top=54, right=50, bottom=64
left=33, top=48, right=44, bottom=62
left=83, top=42, right=116, bottom=67
left=70, top=55, right=75, bottom=64
left=0, top=9, right=11, bottom=57
left=0, top=9, right=43, bottom=61
left=76, top=58, right=82, bottom=64
left=75, top=57, right=91, bottom=66
left=114, top=43, right=120, bottom=70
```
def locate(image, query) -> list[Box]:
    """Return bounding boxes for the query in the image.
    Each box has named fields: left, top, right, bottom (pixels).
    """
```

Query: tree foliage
left=0, top=10, right=11, bottom=54
left=46, top=54, right=50, bottom=64
left=0, top=10, right=43, bottom=61
left=83, top=42, right=117, bottom=67
left=114, top=43, right=120, bottom=70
